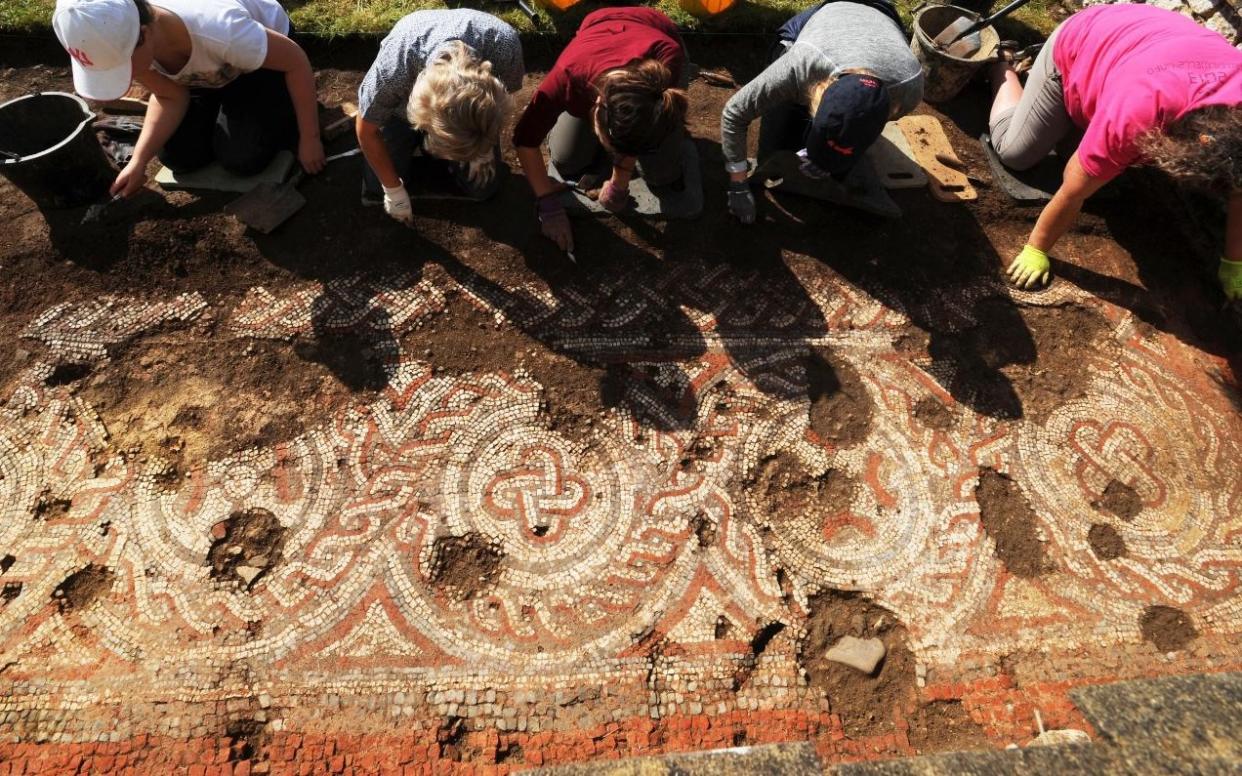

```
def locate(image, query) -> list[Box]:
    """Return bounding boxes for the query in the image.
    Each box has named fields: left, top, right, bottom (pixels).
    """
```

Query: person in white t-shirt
left=53, top=0, right=325, bottom=198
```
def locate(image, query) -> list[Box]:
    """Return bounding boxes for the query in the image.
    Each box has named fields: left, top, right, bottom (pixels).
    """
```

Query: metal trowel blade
left=947, top=34, right=983, bottom=58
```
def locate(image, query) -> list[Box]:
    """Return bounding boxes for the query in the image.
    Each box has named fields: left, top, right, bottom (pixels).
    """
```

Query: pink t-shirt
left=1054, top=4, right=1242, bottom=180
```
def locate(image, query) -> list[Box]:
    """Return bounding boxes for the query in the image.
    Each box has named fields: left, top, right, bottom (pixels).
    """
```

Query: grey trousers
left=989, top=27, right=1075, bottom=171
left=547, top=61, right=690, bottom=187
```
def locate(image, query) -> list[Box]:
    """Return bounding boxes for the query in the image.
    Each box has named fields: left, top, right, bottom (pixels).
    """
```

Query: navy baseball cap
left=803, top=73, right=891, bottom=180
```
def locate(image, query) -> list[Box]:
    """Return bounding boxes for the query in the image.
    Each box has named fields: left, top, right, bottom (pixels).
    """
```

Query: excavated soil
left=1087, top=523, right=1127, bottom=561
left=799, top=590, right=917, bottom=737
left=930, top=300, right=1114, bottom=423
left=79, top=334, right=367, bottom=484
left=912, top=395, right=956, bottom=431
left=52, top=564, right=115, bottom=613
left=906, top=700, right=990, bottom=754
left=207, top=509, right=287, bottom=590
left=1139, top=605, right=1198, bottom=653
left=1094, top=479, right=1143, bottom=521
left=750, top=452, right=857, bottom=526
left=974, top=468, right=1051, bottom=578
left=806, top=347, right=873, bottom=448
left=399, top=288, right=612, bottom=443
left=427, top=533, right=505, bottom=602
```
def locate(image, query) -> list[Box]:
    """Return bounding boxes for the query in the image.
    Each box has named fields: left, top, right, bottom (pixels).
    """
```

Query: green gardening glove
left=1220, top=258, right=1242, bottom=301
left=1008, top=244, right=1051, bottom=289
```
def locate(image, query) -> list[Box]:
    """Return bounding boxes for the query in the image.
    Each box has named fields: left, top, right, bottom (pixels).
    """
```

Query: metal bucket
left=0, top=92, right=115, bottom=209
left=911, top=4, right=1001, bottom=103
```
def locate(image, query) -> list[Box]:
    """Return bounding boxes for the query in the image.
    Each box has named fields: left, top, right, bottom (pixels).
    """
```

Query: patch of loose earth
left=975, top=468, right=1052, bottom=578
left=932, top=300, right=1114, bottom=422
left=427, top=533, right=504, bottom=602
left=806, top=347, right=873, bottom=448
left=1088, top=523, right=1127, bottom=560
left=207, top=508, right=287, bottom=590
left=52, top=564, right=114, bottom=613
left=1139, top=605, right=1197, bottom=653
left=80, top=335, right=368, bottom=485
left=400, top=291, right=612, bottom=442
left=799, top=590, right=917, bottom=737
left=1093, top=479, right=1142, bottom=521
left=748, top=452, right=857, bottom=536
left=906, top=700, right=990, bottom=754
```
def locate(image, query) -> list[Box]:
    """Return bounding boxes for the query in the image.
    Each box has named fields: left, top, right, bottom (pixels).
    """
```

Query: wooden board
left=897, top=115, right=977, bottom=202
left=870, top=122, right=928, bottom=190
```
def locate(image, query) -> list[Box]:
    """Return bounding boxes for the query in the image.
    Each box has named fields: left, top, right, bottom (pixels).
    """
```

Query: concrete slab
left=548, top=139, right=704, bottom=220
left=154, top=150, right=295, bottom=193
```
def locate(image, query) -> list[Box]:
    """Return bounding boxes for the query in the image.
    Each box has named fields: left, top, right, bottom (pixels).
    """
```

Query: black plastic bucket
left=0, top=92, right=115, bottom=208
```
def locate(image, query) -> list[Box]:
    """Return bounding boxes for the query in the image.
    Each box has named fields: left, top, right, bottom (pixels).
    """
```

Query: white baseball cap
left=52, top=0, right=141, bottom=102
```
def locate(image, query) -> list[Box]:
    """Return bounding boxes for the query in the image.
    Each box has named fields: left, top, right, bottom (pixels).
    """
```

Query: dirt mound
left=1139, top=605, right=1197, bottom=653
left=931, top=300, right=1113, bottom=423
left=1094, top=479, right=1142, bottom=521
left=427, top=533, right=504, bottom=601
left=400, top=291, right=612, bottom=442
left=750, top=452, right=856, bottom=526
left=81, top=335, right=367, bottom=484
left=906, top=700, right=990, bottom=754
left=32, top=490, right=72, bottom=520
left=912, top=396, right=955, bottom=431
left=207, top=509, right=286, bottom=590
left=52, top=564, right=114, bottom=612
left=1087, top=524, right=1126, bottom=560
left=806, top=348, right=872, bottom=448
left=799, top=590, right=916, bottom=737
left=975, top=468, right=1051, bottom=578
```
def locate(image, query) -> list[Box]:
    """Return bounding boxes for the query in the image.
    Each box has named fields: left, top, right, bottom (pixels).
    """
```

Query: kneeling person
left=513, top=7, right=689, bottom=252
left=720, top=0, right=922, bottom=223
left=357, top=9, right=524, bottom=225
left=54, top=0, right=325, bottom=197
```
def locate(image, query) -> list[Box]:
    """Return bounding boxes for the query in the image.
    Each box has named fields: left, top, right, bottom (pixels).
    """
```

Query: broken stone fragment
left=824, top=635, right=886, bottom=675
left=235, top=565, right=262, bottom=585
left=1028, top=729, right=1091, bottom=747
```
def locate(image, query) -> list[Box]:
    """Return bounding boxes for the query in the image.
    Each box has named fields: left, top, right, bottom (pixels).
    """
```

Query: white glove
left=383, top=180, right=413, bottom=225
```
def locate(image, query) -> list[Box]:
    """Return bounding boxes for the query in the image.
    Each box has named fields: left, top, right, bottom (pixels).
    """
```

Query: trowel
left=934, top=0, right=1033, bottom=58
left=225, top=148, right=360, bottom=234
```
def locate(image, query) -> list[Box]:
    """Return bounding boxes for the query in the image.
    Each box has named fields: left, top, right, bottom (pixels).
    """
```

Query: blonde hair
left=407, top=41, right=511, bottom=163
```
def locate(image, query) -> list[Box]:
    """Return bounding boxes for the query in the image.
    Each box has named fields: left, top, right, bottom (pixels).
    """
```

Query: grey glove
left=727, top=180, right=755, bottom=224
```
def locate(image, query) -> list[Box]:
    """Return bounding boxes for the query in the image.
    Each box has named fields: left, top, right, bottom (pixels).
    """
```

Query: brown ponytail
left=594, top=58, right=688, bottom=156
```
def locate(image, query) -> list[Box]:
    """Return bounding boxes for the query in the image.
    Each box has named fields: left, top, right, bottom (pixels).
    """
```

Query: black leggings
left=159, top=68, right=298, bottom=176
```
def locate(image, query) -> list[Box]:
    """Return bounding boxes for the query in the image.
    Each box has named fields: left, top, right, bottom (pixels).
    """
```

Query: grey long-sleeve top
left=720, top=2, right=923, bottom=165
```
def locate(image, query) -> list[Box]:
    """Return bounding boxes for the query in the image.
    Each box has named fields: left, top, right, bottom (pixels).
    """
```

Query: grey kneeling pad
left=547, top=140, right=704, bottom=220
left=750, top=151, right=902, bottom=219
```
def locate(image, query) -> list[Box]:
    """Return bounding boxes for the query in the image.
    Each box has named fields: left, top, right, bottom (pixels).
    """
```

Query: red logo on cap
left=825, top=140, right=855, bottom=156
left=67, top=47, right=95, bottom=67
left=860, top=77, right=879, bottom=88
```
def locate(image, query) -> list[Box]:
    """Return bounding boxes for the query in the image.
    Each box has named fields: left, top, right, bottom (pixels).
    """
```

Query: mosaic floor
left=0, top=242, right=1239, bottom=774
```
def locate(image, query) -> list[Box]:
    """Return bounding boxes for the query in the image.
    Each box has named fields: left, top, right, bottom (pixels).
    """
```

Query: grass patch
left=3, top=0, right=1072, bottom=38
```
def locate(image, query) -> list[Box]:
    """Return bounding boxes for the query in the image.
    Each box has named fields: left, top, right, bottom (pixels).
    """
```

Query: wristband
left=382, top=179, right=405, bottom=195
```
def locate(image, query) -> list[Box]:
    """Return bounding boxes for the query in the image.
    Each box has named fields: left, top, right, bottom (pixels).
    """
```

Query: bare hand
left=110, top=160, right=148, bottom=198
left=299, top=135, right=326, bottom=174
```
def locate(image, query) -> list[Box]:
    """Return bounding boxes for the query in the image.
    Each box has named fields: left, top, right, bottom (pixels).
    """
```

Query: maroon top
left=512, top=7, right=685, bottom=148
